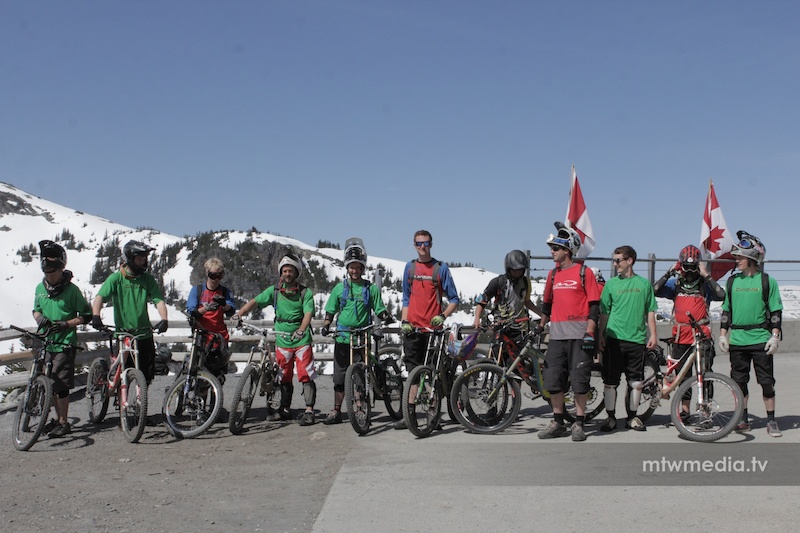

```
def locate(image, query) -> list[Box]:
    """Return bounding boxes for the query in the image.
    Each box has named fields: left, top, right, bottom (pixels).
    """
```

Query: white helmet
left=731, top=230, right=766, bottom=265
left=344, top=237, right=367, bottom=268
left=278, top=253, right=303, bottom=276
left=546, top=222, right=581, bottom=256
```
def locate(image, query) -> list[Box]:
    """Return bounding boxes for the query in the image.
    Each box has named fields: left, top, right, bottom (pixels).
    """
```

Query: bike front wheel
left=163, top=370, right=223, bottom=439
left=377, top=347, right=404, bottom=420
left=345, top=363, right=371, bottom=435
left=402, top=365, right=441, bottom=438
left=229, top=364, right=259, bottom=435
left=119, top=368, right=148, bottom=443
left=12, top=375, right=54, bottom=451
left=671, top=372, right=744, bottom=443
left=634, top=353, right=661, bottom=422
left=450, top=363, right=521, bottom=435
left=86, top=357, right=110, bottom=423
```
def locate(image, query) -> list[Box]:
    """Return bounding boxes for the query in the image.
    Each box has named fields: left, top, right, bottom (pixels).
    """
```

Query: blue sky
left=2, top=1, right=798, bottom=279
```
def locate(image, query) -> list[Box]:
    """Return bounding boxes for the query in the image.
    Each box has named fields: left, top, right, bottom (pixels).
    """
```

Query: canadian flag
left=565, top=165, right=595, bottom=259
left=700, top=180, right=736, bottom=280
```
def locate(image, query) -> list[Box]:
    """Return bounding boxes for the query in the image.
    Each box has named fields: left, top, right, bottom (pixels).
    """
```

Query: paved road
left=1, top=353, right=798, bottom=532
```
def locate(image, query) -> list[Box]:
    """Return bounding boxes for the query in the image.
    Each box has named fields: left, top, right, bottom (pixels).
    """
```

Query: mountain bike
left=328, top=324, right=404, bottom=435
left=401, top=325, right=463, bottom=438
left=228, top=323, right=286, bottom=434
left=450, top=316, right=605, bottom=434
left=9, top=325, right=84, bottom=451
left=630, top=312, right=744, bottom=442
left=85, top=327, right=149, bottom=443
left=161, top=318, right=225, bottom=439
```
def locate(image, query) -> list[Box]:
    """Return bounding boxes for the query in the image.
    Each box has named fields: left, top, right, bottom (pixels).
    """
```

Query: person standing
left=186, top=257, right=237, bottom=383
left=32, top=240, right=93, bottom=437
left=653, top=245, right=725, bottom=421
left=91, top=240, right=169, bottom=384
left=234, top=253, right=317, bottom=426
left=394, top=230, right=460, bottom=430
left=319, top=239, right=394, bottom=424
left=537, top=224, right=602, bottom=441
left=597, top=245, right=657, bottom=432
left=717, top=231, right=783, bottom=437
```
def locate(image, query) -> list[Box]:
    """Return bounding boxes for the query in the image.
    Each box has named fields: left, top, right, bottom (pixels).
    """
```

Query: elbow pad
left=770, top=310, right=782, bottom=332
left=588, top=302, right=600, bottom=324
left=720, top=310, right=731, bottom=330
left=474, top=293, right=488, bottom=306
left=541, top=302, right=552, bottom=317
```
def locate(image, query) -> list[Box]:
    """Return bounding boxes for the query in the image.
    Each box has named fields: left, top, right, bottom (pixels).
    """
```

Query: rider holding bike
left=186, top=257, right=237, bottom=382
left=473, top=249, right=543, bottom=344
left=91, top=240, right=169, bottom=384
left=718, top=231, right=784, bottom=437
left=394, top=230, right=460, bottom=430
left=537, top=224, right=602, bottom=441
left=234, top=253, right=317, bottom=426
left=32, top=240, right=92, bottom=438
left=653, top=245, right=725, bottom=423
left=319, top=239, right=394, bottom=425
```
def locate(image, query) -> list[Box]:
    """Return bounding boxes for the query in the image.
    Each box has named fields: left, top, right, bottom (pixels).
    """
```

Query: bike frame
left=104, top=330, right=147, bottom=409
left=484, top=318, right=551, bottom=402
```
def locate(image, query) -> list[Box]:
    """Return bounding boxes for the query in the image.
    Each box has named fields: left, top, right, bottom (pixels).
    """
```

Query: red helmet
left=678, top=245, right=701, bottom=277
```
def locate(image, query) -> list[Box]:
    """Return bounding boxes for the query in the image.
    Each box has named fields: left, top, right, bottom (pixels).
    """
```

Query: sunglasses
left=414, top=241, right=432, bottom=247
left=548, top=244, right=566, bottom=252
left=207, top=271, right=224, bottom=280
left=612, top=257, right=629, bottom=264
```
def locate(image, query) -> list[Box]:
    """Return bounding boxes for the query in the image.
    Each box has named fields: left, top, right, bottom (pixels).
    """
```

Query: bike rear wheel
left=163, top=370, right=223, bottom=439
left=377, top=347, right=404, bottom=420
left=671, top=372, right=744, bottom=443
left=625, top=353, right=662, bottom=422
left=86, top=357, right=110, bottom=423
left=12, top=375, right=54, bottom=451
left=450, top=363, right=521, bottom=435
left=345, top=363, right=371, bottom=435
left=119, top=368, right=148, bottom=443
left=229, top=364, right=259, bottom=435
left=402, top=365, right=441, bottom=438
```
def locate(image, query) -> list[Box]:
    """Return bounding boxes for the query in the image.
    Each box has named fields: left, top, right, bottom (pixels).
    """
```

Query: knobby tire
left=450, top=362, right=521, bottom=435
left=163, top=369, right=223, bottom=439
left=229, top=364, right=259, bottom=435
left=402, top=365, right=441, bottom=438
left=670, top=372, right=744, bottom=443
left=345, top=363, right=371, bottom=435
left=86, top=357, right=110, bottom=423
left=119, top=368, right=148, bottom=444
left=12, top=375, right=54, bottom=451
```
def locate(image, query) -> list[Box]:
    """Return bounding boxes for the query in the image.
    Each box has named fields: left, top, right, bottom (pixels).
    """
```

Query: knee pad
left=737, top=383, right=748, bottom=397
left=303, top=381, right=317, bottom=407
left=628, top=382, right=643, bottom=412
left=333, top=383, right=344, bottom=393
left=761, top=383, right=775, bottom=399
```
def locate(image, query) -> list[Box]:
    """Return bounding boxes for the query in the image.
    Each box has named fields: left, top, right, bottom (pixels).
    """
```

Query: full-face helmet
left=678, top=244, right=702, bottom=280
left=504, top=249, right=529, bottom=277
left=730, top=230, right=766, bottom=265
left=344, top=238, right=367, bottom=269
left=39, top=240, right=67, bottom=273
left=123, top=240, right=155, bottom=275
left=546, top=222, right=581, bottom=257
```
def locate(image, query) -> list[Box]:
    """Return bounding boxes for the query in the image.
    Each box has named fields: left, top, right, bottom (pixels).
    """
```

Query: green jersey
left=33, top=282, right=92, bottom=352
left=324, top=279, right=387, bottom=344
left=600, top=274, right=657, bottom=344
left=96, top=270, right=164, bottom=338
left=722, top=272, right=783, bottom=346
left=253, top=284, right=314, bottom=348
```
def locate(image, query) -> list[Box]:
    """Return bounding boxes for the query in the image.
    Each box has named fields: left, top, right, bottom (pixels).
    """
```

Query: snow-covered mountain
left=2, top=180, right=798, bottom=362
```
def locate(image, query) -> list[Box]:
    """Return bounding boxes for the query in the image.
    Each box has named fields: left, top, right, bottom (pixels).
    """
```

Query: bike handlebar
left=9, top=324, right=84, bottom=351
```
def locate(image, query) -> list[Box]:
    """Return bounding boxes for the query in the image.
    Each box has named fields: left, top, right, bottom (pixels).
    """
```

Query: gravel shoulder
left=0, top=374, right=354, bottom=533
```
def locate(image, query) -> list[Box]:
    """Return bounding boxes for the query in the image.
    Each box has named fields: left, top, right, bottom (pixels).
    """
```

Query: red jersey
left=544, top=264, right=601, bottom=340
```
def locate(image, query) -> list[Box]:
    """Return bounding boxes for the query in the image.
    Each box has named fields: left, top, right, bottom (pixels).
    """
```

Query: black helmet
left=39, top=240, right=66, bottom=273
left=123, top=240, right=155, bottom=275
left=504, top=250, right=529, bottom=277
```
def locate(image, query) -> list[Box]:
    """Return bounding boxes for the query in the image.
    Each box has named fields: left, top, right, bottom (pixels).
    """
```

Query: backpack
left=154, top=344, right=173, bottom=375
left=339, top=279, right=372, bottom=310
left=725, top=272, right=771, bottom=330
left=272, top=283, right=309, bottom=321
left=407, top=259, right=443, bottom=303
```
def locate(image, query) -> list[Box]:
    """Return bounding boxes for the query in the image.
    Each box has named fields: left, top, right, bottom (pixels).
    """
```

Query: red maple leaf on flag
left=702, top=225, right=726, bottom=255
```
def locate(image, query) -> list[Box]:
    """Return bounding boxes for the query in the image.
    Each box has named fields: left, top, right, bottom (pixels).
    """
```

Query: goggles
left=547, top=235, right=571, bottom=248
left=736, top=239, right=754, bottom=249
left=207, top=271, right=224, bottom=280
